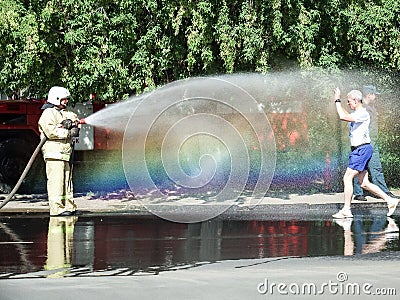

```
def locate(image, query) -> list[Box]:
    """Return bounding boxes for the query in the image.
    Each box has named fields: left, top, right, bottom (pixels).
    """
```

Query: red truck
left=0, top=98, right=124, bottom=194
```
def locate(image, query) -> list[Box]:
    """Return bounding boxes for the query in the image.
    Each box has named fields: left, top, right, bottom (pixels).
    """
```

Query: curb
left=0, top=199, right=395, bottom=220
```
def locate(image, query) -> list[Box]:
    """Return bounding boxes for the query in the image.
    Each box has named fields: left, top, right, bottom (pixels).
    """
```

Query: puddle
left=0, top=215, right=398, bottom=278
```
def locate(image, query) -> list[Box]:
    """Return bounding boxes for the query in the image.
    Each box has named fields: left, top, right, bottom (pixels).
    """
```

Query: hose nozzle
left=79, top=118, right=86, bottom=124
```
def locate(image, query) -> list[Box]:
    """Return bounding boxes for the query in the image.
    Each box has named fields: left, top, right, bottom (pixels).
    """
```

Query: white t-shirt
left=349, top=107, right=371, bottom=146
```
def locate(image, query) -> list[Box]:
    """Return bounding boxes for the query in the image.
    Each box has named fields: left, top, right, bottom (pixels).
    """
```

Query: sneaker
left=387, top=192, right=400, bottom=199
left=387, top=198, right=399, bottom=217
left=353, top=195, right=367, bottom=201
left=332, top=209, right=353, bottom=219
left=333, top=218, right=353, bottom=231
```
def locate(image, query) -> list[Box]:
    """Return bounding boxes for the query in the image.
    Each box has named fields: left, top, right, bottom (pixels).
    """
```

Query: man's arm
left=38, top=109, right=69, bottom=139
left=334, top=87, right=356, bottom=122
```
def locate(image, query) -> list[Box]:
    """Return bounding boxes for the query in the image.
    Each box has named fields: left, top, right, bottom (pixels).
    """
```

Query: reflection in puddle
left=44, top=217, right=78, bottom=278
left=333, top=216, right=399, bottom=256
left=0, top=215, right=399, bottom=278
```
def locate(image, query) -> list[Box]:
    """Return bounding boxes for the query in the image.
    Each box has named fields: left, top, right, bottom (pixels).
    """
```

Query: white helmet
left=47, top=86, right=70, bottom=106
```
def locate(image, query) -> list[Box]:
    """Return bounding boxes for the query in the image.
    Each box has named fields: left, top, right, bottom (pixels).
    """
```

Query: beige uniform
left=38, top=106, right=78, bottom=216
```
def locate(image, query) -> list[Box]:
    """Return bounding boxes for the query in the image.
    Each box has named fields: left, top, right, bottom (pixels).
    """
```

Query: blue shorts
left=348, top=144, right=373, bottom=171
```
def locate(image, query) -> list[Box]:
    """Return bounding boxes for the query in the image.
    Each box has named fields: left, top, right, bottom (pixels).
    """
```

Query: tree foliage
left=0, top=0, right=400, bottom=102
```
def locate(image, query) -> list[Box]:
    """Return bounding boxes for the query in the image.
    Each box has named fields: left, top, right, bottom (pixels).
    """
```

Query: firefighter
left=38, top=86, right=80, bottom=216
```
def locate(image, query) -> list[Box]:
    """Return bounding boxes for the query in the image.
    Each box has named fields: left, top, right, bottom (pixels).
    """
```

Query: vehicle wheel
left=0, top=138, right=35, bottom=193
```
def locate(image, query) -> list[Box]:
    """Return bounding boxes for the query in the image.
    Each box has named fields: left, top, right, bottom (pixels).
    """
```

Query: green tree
left=1, top=0, right=400, bottom=101
left=0, top=0, right=40, bottom=95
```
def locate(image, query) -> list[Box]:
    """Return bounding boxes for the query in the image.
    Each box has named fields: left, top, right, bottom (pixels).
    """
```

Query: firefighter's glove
left=69, top=127, right=80, bottom=137
left=61, top=119, right=74, bottom=130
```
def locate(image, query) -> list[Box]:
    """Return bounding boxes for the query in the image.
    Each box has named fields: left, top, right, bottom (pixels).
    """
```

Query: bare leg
left=358, top=170, right=399, bottom=216
left=358, top=170, right=389, bottom=201
left=343, top=168, right=359, bottom=208
left=333, top=168, right=359, bottom=218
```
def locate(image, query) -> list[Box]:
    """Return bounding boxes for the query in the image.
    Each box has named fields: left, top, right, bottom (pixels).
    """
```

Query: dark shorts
left=348, top=144, right=373, bottom=171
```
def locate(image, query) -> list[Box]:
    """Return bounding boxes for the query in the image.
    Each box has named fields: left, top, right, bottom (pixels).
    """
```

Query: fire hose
left=0, top=136, right=48, bottom=209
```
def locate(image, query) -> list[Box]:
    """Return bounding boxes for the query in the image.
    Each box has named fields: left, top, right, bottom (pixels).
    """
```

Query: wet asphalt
left=0, top=192, right=399, bottom=299
left=1, top=254, right=399, bottom=300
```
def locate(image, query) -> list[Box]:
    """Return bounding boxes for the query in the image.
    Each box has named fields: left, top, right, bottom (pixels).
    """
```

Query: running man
left=332, top=87, right=398, bottom=218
